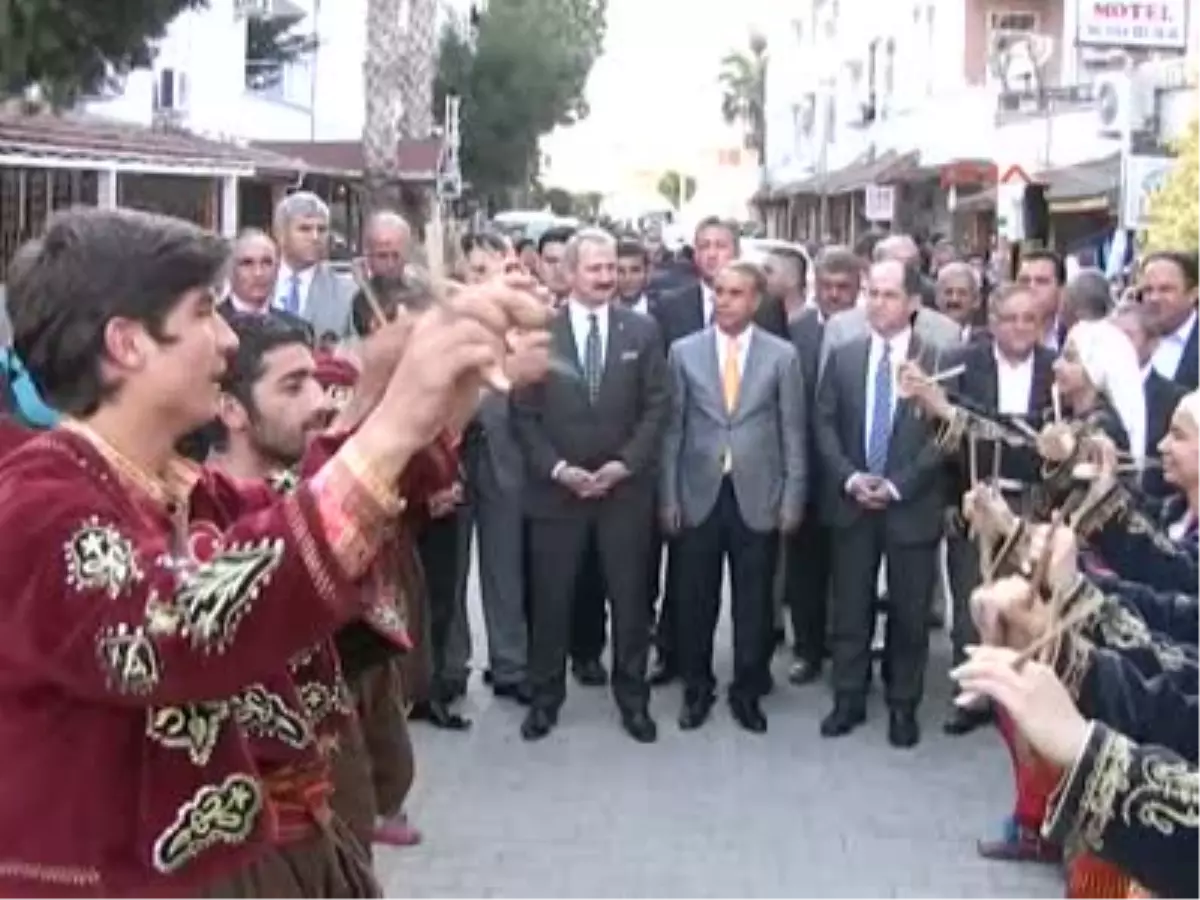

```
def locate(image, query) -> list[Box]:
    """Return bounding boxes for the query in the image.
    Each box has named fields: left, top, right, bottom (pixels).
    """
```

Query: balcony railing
left=994, top=84, right=1097, bottom=121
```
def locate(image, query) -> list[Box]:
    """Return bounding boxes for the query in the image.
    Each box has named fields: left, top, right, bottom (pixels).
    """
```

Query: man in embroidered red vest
left=0, top=207, right=550, bottom=896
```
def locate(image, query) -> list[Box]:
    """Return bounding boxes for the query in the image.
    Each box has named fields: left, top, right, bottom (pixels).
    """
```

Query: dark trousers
left=829, top=515, right=937, bottom=709
left=570, top=538, right=608, bottom=663
left=946, top=529, right=982, bottom=669
left=526, top=496, right=653, bottom=714
left=416, top=513, right=469, bottom=701
left=784, top=511, right=830, bottom=664
left=676, top=479, right=776, bottom=702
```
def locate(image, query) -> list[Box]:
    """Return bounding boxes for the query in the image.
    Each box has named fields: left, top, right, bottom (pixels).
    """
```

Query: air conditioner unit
left=234, top=0, right=272, bottom=19
left=1094, top=72, right=1152, bottom=138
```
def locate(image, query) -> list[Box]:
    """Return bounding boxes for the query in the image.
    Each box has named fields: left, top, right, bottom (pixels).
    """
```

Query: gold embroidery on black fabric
left=152, top=774, right=262, bottom=873
left=96, top=623, right=161, bottom=695
left=1121, top=750, right=1200, bottom=837
left=231, top=685, right=311, bottom=748
left=1094, top=602, right=1190, bottom=671
left=1077, top=728, right=1132, bottom=852
left=146, top=703, right=230, bottom=766
left=65, top=517, right=143, bottom=599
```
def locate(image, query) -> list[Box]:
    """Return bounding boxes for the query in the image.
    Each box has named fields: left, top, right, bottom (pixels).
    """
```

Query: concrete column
left=219, top=175, right=239, bottom=237
left=97, top=168, right=118, bottom=208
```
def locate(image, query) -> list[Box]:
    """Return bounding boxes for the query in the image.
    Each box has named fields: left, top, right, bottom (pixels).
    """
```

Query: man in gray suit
left=661, top=260, right=807, bottom=734
left=815, top=258, right=945, bottom=750
left=272, top=191, right=357, bottom=340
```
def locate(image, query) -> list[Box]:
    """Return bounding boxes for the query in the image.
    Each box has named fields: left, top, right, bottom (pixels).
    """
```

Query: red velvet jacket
left=0, top=426, right=444, bottom=897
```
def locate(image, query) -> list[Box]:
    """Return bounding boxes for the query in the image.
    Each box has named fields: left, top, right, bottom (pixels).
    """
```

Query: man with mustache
left=934, top=262, right=987, bottom=343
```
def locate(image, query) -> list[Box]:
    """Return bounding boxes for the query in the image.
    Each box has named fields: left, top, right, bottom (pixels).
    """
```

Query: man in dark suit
left=784, top=247, right=860, bottom=685
left=219, top=229, right=314, bottom=343
left=934, top=262, right=989, bottom=343
left=653, top=216, right=790, bottom=348
left=1142, top=250, right=1199, bottom=391
left=512, top=229, right=669, bottom=743
left=814, top=259, right=946, bottom=748
left=934, top=283, right=1054, bottom=734
left=1113, top=302, right=1188, bottom=498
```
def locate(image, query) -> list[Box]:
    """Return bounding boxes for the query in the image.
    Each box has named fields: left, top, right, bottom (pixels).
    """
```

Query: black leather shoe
left=819, top=700, right=866, bottom=737
left=729, top=696, right=767, bottom=734
left=572, top=658, right=608, bottom=687
left=787, top=658, right=822, bottom=686
left=943, top=703, right=993, bottom=736
left=493, top=682, right=532, bottom=706
left=888, top=709, right=920, bottom=748
left=621, top=710, right=658, bottom=743
left=648, top=657, right=677, bottom=686
left=420, top=700, right=471, bottom=731
left=678, top=694, right=714, bottom=731
left=520, top=707, right=556, bottom=741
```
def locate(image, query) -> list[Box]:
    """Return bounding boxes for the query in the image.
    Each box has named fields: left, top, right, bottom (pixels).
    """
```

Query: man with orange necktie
left=660, top=261, right=807, bottom=734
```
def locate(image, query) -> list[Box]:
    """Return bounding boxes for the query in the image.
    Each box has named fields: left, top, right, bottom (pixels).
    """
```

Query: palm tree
left=719, top=32, right=767, bottom=154
left=362, top=0, right=404, bottom=214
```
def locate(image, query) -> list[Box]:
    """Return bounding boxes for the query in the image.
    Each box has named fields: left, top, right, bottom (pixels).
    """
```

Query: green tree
left=719, top=32, right=767, bottom=153
left=543, top=187, right=572, bottom=216
left=657, top=170, right=697, bottom=209
left=0, top=0, right=208, bottom=106
left=244, top=13, right=318, bottom=91
left=434, top=0, right=607, bottom=210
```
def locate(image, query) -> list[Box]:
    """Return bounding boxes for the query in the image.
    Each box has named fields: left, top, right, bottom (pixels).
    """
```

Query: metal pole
left=309, top=0, right=321, bottom=140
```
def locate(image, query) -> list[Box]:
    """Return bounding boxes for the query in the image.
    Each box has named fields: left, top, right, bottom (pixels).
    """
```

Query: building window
left=989, top=11, right=1040, bottom=33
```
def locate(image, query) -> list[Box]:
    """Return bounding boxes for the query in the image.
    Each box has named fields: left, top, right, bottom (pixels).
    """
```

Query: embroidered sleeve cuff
left=1074, top=479, right=1128, bottom=540
left=1042, top=722, right=1131, bottom=856
left=310, top=445, right=406, bottom=580
left=1042, top=720, right=1104, bottom=848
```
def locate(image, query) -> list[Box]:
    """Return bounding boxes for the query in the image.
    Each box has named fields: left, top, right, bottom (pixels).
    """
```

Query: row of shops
left=752, top=146, right=1122, bottom=259
left=0, top=109, right=444, bottom=282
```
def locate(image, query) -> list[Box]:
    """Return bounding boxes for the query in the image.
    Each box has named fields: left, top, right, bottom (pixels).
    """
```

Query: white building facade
left=759, top=0, right=1198, bottom=243
left=83, top=0, right=369, bottom=143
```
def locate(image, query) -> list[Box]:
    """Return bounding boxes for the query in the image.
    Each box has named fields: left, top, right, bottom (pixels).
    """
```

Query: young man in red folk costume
left=0, top=207, right=549, bottom=897
left=315, top=351, right=430, bottom=851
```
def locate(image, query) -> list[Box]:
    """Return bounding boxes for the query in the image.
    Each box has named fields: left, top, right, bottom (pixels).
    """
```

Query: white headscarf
left=1065, top=319, right=1147, bottom=465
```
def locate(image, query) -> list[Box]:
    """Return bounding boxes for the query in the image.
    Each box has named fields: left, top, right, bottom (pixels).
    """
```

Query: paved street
left=379, top=577, right=1062, bottom=898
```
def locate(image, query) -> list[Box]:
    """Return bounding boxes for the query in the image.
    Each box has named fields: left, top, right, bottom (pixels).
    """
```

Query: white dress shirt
left=627, top=294, right=650, bottom=316
left=1151, top=310, right=1197, bottom=381
left=567, top=298, right=609, bottom=370
left=995, top=348, right=1036, bottom=416
left=701, top=283, right=715, bottom=325
left=224, top=292, right=271, bottom=316
left=274, top=263, right=317, bottom=316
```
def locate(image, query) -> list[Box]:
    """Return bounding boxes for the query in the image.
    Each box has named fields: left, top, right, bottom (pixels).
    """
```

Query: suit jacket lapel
left=1030, top=350, right=1054, bottom=420
left=891, top=334, right=925, bottom=438
left=597, top=310, right=626, bottom=401
left=732, top=328, right=764, bottom=419
left=689, top=285, right=706, bottom=331
left=977, top=348, right=999, bottom=413
left=847, top=338, right=870, bottom=461
left=553, top=312, right=586, bottom=395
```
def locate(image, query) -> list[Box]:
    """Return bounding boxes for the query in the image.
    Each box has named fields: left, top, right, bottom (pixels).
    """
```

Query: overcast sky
left=540, top=0, right=777, bottom=191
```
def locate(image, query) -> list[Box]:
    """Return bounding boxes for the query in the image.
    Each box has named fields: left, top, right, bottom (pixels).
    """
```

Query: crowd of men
left=0, top=188, right=1193, bottom=897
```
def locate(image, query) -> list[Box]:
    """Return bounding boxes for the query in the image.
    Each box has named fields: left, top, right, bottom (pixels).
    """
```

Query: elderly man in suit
left=661, top=261, right=806, bottom=734
left=512, top=228, right=669, bottom=744
left=815, top=258, right=946, bottom=749
left=784, top=247, right=861, bottom=685
left=272, top=191, right=357, bottom=340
